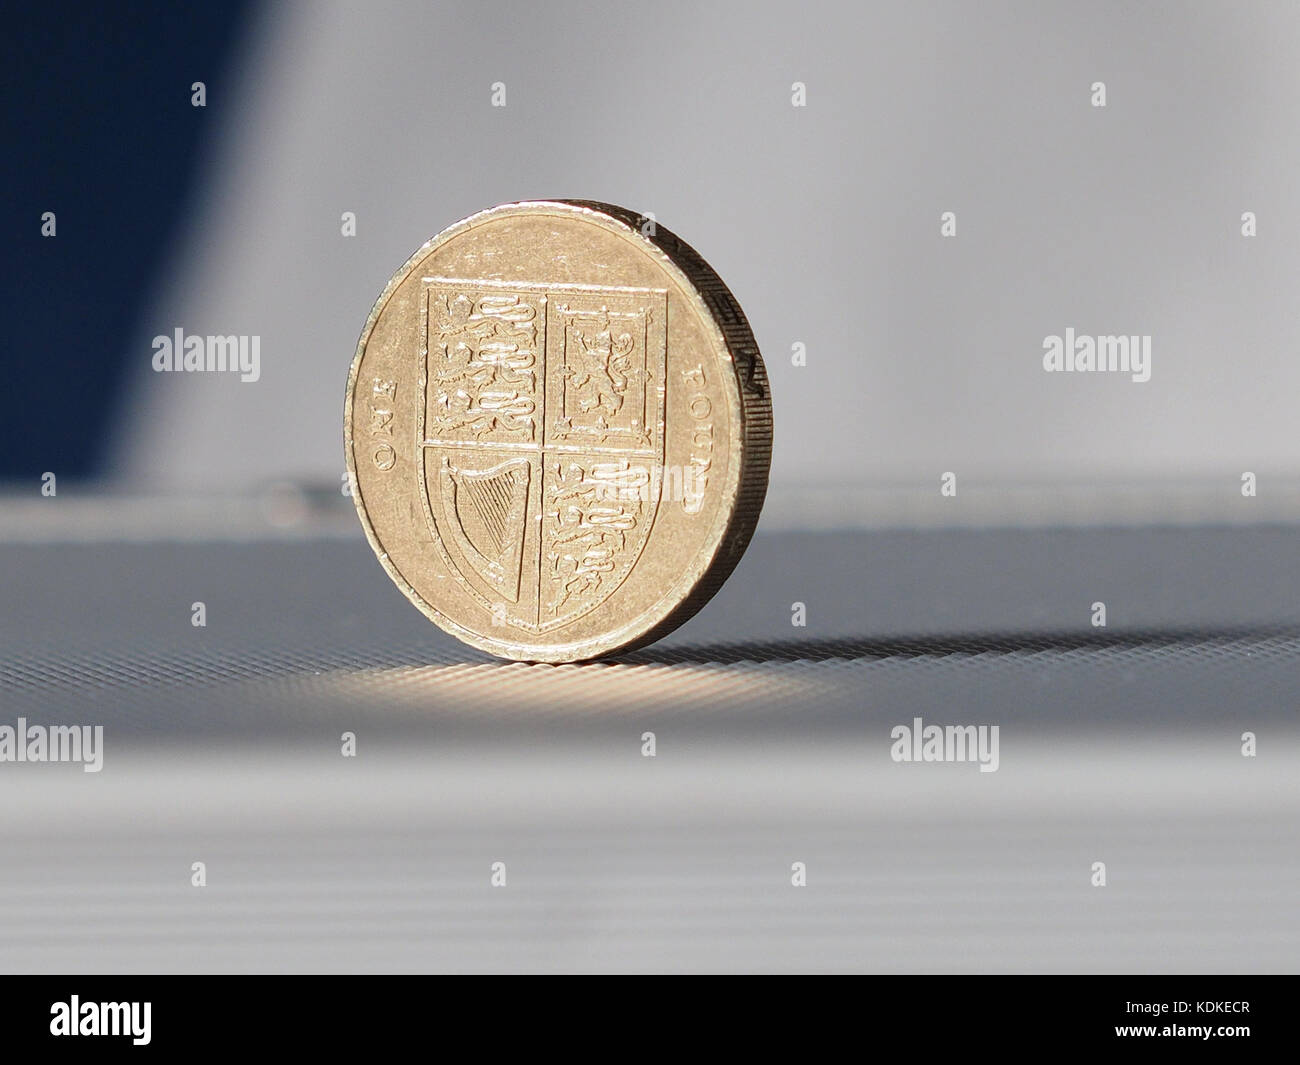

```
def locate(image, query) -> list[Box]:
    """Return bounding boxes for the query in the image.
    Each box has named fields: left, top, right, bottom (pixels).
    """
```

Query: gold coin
left=344, top=201, right=771, bottom=661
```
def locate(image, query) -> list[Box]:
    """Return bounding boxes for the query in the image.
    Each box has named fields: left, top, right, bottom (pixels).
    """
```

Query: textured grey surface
left=1, top=525, right=1298, bottom=972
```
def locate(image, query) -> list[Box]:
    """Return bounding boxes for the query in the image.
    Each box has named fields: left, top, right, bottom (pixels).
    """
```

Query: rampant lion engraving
left=566, top=319, right=635, bottom=418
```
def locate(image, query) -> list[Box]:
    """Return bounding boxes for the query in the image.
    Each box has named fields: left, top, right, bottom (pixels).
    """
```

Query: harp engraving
left=438, top=457, right=531, bottom=602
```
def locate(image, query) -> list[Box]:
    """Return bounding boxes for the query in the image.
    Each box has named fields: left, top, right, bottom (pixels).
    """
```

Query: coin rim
left=344, top=200, right=770, bottom=661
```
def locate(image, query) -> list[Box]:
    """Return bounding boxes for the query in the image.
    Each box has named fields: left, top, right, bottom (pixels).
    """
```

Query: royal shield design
left=418, top=278, right=666, bottom=632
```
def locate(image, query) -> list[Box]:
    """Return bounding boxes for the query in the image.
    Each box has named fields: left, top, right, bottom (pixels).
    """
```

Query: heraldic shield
left=418, top=278, right=667, bottom=633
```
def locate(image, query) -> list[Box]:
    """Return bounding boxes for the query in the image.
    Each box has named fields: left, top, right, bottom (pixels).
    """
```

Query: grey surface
left=1, top=525, right=1297, bottom=972
left=4, top=525, right=1300, bottom=733
left=111, top=0, right=1300, bottom=494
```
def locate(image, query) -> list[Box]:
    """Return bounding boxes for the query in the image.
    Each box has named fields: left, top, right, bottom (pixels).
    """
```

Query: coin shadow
left=611, top=624, right=1300, bottom=666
